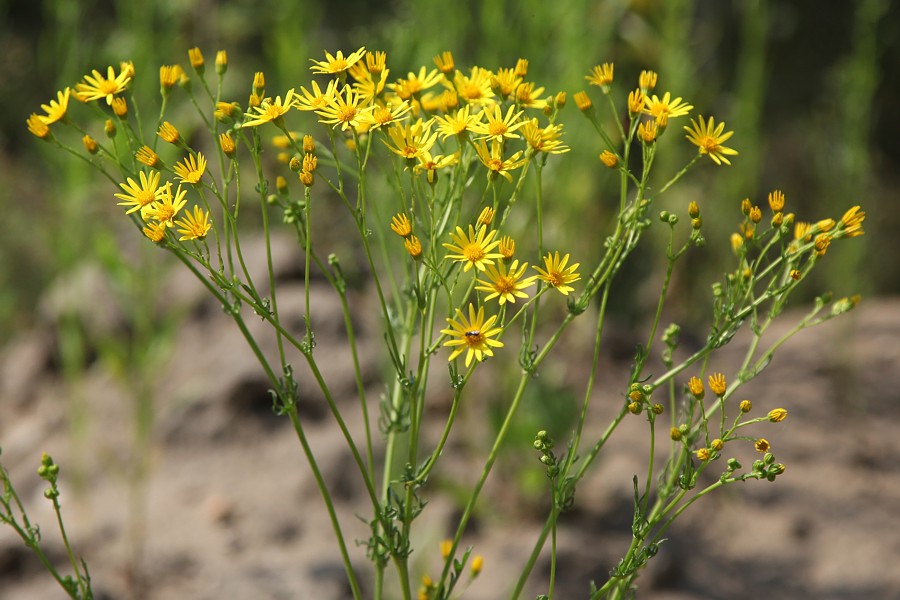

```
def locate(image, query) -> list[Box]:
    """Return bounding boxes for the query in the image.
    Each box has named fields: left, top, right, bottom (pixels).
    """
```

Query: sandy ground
left=2, top=235, right=900, bottom=599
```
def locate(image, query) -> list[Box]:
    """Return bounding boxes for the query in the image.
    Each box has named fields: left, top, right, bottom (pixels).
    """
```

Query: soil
left=2, top=233, right=899, bottom=600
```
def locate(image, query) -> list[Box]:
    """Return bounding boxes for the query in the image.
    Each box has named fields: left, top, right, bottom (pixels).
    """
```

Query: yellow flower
left=599, top=150, right=618, bottom=168
left=219, top=132, right=236, bottom=158
left=159, top=64, right=184, bottom=91
left=39, top=88, right=71, bottom=125
left=755, top=438, right=770, bottom=453
left=359, top=101, right=412, bottom=129
left=684, top=115, right=738, bottom=165
left=639, top=70, right=658, bottom=91
left=434, top=105, right=483, bottom=140
left=365, top=50, right=387, bottom=76
left=708, top=372, right=727, bottom=396
left=477, top=207, right=495, bottom=227
left=315, top=84, right=374, bottom=131
left=491, top=68, right=521, bottom=99
left=695, top=447, right=710, bottom=461
left=472, top=104, right=525, bottom=142
left=433, top=51, right=455, bottom=74
left=638, top=120, right=658, bottom=143
left=533, top=252, right=581, bottom=295
left=643, top=92, right=693, bottom=120
left=440, top=539, right=453, bottom=559
left=768, top=190, right=785, bottom=212
left=157, top=121, right=180, bottom=144
left=514, top=81, right=546, bottom=109
left=404, top=235, right=423, bottom=259
left=389, top=66, right=443, bottom=100
left=521, top=119, right=569, bottom=154
left=390, top=213, right=413, bottom=237
left=242, top=89, right=296, bottom=128
left=838, top=205, right=865, bottom=238
left=471, top=555, right=484, bottom=577
left=443, top=224, right=503, bottom=272
left=135, top=145, right=161, bottom=168
left=498, top=235, right=515, bottom=259
left=740, top=400, right=752, bottom=413
left=295, top=80, right=338, bottom=112
left=475, top=260, right=537, bottom=305
left=216, top=50, right=228, bottom=74
left=453, top=67, right=495, bottom=105
left=768, top=408, right=788, bottom=422
left=414, top=151, right=459, bottom=183
left=383, top=119, right=439, bottom=160
left=174, top=153, right=207, bottom=184
left=75, top=65, right=132, bottom=105
left=310, top=46, right=367, bottom=75
left=188, top=47, right=205, bottom=71
left=174, top=205, right=212, bottom=240
left=143, top=221, right=167, bottom=243
left=473, top=139, right=526, bottom=183
left=687, top=376, right=705, bottom=399
left=573, top=91, right=592, bottom=112
left=114, top=170, right=164, bottom=216
left=627, top=89, right=645, bottom=115
left=145, top=182, right=188, bottom=227
left=586, top=63, right=614, bottom=88
left=26, top=114, right=51, bottom=140
left=111, top=97, right=128, bottom=117
left=441, top=303, right=504, bottom=367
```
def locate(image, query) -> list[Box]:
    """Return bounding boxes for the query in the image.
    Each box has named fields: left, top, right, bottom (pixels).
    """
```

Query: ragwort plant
left=22, top=47, right=866, bottom=599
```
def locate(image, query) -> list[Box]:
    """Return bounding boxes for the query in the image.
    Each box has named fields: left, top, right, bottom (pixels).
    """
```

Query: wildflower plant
left=23, top=47, right=867, bottom=599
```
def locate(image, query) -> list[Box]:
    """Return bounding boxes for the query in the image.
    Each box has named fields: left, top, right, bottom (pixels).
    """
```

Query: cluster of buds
left=533, top=430, right=559, bottom=478
left=36, top=453, right=61, bottom=500
left=626, top=382, right=662, bottom=416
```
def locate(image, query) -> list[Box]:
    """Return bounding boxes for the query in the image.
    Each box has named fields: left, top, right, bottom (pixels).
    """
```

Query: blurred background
left=2, top=0, right=899, bottom=598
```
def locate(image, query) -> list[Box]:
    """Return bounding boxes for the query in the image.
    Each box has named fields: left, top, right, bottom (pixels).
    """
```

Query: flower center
left=464, top=243, right=485, bottom=262
left=337, top=106, right=357, bottom=123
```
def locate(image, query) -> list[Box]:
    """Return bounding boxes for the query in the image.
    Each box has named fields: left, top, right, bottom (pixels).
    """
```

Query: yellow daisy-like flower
left=145, top=182, right=188, bottom=227
left=174, top=205, right=212, bottom=240
left=708, top=372, right=727, bottom=396
left=114, top=170, right=164, bottom=216
left=521, top=119, right=569, bottom=154
left=242, top=89, right=296, bottom=128
left=143, top=221, right=167, bottom=243
left=443, top=224, right=503, bottom=272
left=383, top=119, right=439, bottom=160
left=471, top=104, right=525, bottom=142
left=75, top=65, right=132, bottom=105
left=586, top=63, right=614, bottom=88
left=441, top=303, right=504, bottom=367
left=453, top=67, right=495, bottom=105
left=390, top=213, right=413, bottom=237
left=39, top=88, right=71, bottom=125
left=514, top=81, right=547, bottom=109
left=389, top=66, right=443, bottom=100
left=295, top=80, right=338, bottom=112
left=498, top=235, right=515, bottom=259
left=837, top=205, right=865, bottom=238
left=310, top=46, right=366, bottom=75
left=533, top=252, right=581, bottom=295
left=135, top=145, right=161, bottom=168
left=414, top=151, right=459, bottom=184
left=644, top=92, right=693, bottom=120
left=434, top=105, right=483, bottom=140
left=359, top=101, right=412, bottom=129
left=491, top=68, right=521, bottom=99
left=26, top=114, right=51, bottom=140
left=315, top=84, right=374, bottom=131
left=474, top=139, right=527, bottom=183
left=475, top=260, right=537, bottom=305
left=173, top=153, right=207, bottom=184
left=684, top=115, right=738, bottom=166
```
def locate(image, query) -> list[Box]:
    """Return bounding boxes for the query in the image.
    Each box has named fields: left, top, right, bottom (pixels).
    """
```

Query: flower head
left=453, top=67, right=495, bottom=105
left=441, top=303, right=504, bottom=367
left=75, top=65, right=132, bottom=105
left=242, top=89, right=296, bottom=128
left=443, top=225, right=503, bottom=272
left=390, top=213, right=413, bottom=238
left=586, top=63, right=614, bottom=88
left=684, top=115, right=738, bottom=165
left=174, top=205, right=212, bottom=240
left=383, top=119, right=439, bottom=160
left=434, top=105, right=483, bottom=140
left=315, top=84, right=374, bottom=131
left=533, top=252, right=581, bottom=295
left=295, top=80, right=338, bottom=112
left=173, top=153, right=207, bottom=184
left=39, top=88, right=71, bottom=125
left=472, top=104, right=525, bottom=142
left=26, top=114, right=51, bottom=140
left=644, top=92, right=693, bottom=120
left=473, top=139, right=526, bottom=183
left=708, top=372, right=727, bottom=396
left=115, top=170, right=164, bottom=216
left=145, top=182, right=188, bottom=227
left=310, top=47, right=366, bottom=75
left=475, top=260, right=537, bottom=305
left=768, top=408, right=788, bottom=422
